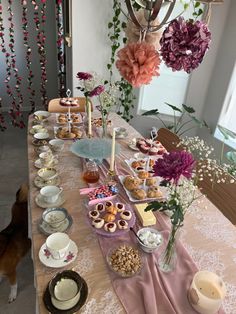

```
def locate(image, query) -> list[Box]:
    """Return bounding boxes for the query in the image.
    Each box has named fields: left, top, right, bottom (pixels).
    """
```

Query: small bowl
left=49, top=139, right=64, bottom=152
left=34, top=132, right=49, bottom=140
left=137, top=227, right=163, bottom=253
left=34, top=110, right=50, bottom=121
left=49, top=270, right=83, bottom=310
left=37, top=167, right=58, bottom=181
left=106, top=242, right=143, bottom=277
left=42, top=207, right=68, bottom=229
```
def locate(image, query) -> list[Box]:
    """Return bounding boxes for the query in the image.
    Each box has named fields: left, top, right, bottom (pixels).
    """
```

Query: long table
left=28, top=113, right=236, bottom=313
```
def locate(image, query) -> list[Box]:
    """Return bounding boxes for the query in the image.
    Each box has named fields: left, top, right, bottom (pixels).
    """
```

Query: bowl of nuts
left=106, top=243, right=143, bottom=278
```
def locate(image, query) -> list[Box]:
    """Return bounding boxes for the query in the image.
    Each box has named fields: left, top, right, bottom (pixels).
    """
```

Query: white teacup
left=39, top=151, right=53, bottom=163
left=40, top=185, right=63, bottom=204
left=49, top=139, right=64, bottom=153
left=46, top=232, right=70, bottom=260
left=37, top=145, right=51, bottom=154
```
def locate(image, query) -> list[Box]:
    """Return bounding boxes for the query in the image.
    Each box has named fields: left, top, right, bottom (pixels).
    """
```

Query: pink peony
left=154, top=151, right=196, bottom=184
left=77, top=72, right=93, bottom=81
left=116, top=42, right=160, bottom=87
left=160, top=17, right=211, bottom=73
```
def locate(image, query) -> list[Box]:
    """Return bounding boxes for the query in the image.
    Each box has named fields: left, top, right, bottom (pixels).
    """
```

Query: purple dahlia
left=160, top=17, right=211, bottom=73
left=76, top=72, right=93, bottom=80
left=89, top=85, right=105, bottom=97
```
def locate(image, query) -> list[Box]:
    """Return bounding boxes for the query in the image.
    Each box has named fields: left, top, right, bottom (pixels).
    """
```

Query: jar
left=83, top=161, right=100, bottom=184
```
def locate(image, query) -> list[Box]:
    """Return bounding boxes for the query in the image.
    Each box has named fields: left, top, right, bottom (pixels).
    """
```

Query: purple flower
left=76, top=72, right=93, bottom=80
left=154, top=151, right=196, bottom=184
left=160, top=17, right=211, bottom=73
left=89, top=85, right=105, bottom=97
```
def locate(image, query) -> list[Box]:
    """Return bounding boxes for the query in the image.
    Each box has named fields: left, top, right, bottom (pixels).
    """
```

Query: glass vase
left=101, top=112, right=108, bottom=138
left=158, top=224, right=180, bottom=273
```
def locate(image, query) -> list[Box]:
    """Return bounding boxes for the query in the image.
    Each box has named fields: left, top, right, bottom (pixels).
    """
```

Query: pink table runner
left=96, top=158, right=225, bottom=314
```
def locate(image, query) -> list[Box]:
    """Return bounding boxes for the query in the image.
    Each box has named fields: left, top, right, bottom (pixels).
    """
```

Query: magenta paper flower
left=154, top=151, right=196, bottom=184
left=160, top=17, right=211, bottom=73
left=77, top=72, right=93, bottom=81
left=89, top=85, right=105, bottom=97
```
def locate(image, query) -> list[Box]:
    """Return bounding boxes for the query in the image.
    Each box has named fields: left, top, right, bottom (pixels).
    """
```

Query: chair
left=48, top=97, right=93, bottom=113
left=157, top=128, right=236, bottom=225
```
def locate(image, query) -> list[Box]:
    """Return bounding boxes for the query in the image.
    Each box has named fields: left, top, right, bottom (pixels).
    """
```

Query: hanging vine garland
left=31, top=0, right=48, bottom=108
left=55, top=0, right=66, bottom=97
left=21, top=0, right=36, bottom=113
left=0, top=97, right=6, bottom=132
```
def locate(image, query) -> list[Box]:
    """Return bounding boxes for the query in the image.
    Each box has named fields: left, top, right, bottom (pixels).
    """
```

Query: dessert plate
left=43, top=276, right=88, bottom=314
left=35, top=193, right=66, bottom=208
left=34, top=158, right=58, bottom=169
left=39, top=240, right=77, bottom=268
left=34, top=175, right=61, bottom=188
left=38, top=215, right=73, bottom=235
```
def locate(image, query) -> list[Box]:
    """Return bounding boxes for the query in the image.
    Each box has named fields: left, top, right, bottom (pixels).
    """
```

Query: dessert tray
left=118, top=175, right=167, bottom=203
left=125, top=157, right=158, bottom=176
left=39, top=240, right=78, bottom=268
left=135, top=138, right=167, bottom=156
left=56, top=113, right=83, bottom=125
left=86, top=200, right=136, bottom=237
left=54, top=126, right=84, bottom=140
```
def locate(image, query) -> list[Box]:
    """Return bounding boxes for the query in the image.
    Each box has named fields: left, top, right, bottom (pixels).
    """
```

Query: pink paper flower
left=89, top=85, right=105, bottom=97
left=154, top=151, right=196, bottom=184
left=77, top=72, right=93, bottom=81
left=160, top=17, right=211, bottom=73
left=116, top=42, right=160, bottom=87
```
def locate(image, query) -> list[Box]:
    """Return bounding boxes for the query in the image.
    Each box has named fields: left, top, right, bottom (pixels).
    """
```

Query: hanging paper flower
left=160, top=17, right=211, bottom=73
left=116, top=42, right=160, bottom=88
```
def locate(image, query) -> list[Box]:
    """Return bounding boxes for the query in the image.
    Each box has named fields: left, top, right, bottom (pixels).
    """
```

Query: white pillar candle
left=110, top=128, right=116, bottom=172
left=88, top=101, right=92, bottom=137
left=188, top=271, right=226, bottom=314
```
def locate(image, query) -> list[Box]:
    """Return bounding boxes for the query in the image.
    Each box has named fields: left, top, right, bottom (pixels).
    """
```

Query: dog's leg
left=8, top=271, right=17, bottom=303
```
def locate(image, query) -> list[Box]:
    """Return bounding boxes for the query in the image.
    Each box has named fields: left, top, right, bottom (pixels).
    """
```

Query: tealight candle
left=188, top=271, right=226, bottom=314
left=110, top=128, right=116, bottom=172
left=88, top=101, right=92, bottom=137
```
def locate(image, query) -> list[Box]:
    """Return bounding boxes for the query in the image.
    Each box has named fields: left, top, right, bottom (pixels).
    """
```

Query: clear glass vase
left=101, top=112, right=108, bottom=138
left=158, top=224, right=180, bottom=273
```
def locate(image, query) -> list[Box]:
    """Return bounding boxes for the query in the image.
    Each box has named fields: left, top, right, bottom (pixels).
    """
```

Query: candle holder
left=87, top=134, right=93, bottom=139
left=106, top=169, right=117, bottom=185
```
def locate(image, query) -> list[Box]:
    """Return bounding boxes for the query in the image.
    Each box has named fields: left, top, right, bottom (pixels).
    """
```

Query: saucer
left=34, top=158, right=58, bottom=169
left=39, top=240, right=78, bottom=268
left=34, top=175, right=61, bottom=188
left=35, top=193, right=66, bottom=208
left=38, top=215, right=73, bottom=235
left=43, top=277, right=88, bottom=314
left=29, top=127, right=48, bottom=135
left=32, top=138, right=49, bottom=146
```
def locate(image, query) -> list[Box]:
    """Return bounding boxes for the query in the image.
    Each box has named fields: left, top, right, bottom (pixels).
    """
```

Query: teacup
left=46, top=232, right=70, bottom=260
left=34, top=110, right=50, bottom=121
left=34, top=132, right=49, bottom=140
left=36, top=145, right=51, bottom=155
left=39, top=151, right=53, bottom=163
left=38, top=167, right=58, bottom=181
left=42, top=207, right=68, bottom=229
left=49, top=139, right=64, bottom=153
left=115, top=127, right=127, bottom=137
left=40, top=185, right=63, bottom=204
left=32, top=124, right=46, bottom=134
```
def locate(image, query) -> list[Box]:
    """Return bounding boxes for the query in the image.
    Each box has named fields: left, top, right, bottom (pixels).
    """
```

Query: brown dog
left=0, top=184, right=31, bottom=302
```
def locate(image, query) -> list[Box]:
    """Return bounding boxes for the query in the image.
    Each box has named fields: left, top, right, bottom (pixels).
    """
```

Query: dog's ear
left=16, top=184, right=28, bottom=203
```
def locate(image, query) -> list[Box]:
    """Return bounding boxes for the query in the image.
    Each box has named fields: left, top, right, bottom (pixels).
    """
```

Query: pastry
left=117, top=220, right=128, bottom=230
left=89, top=209, right=100, bottom=219
left=149, top=159, right=155, bottom=167
left=96, top=203, right=105, bottom=213
left=63, top=131, right=76, bottom=139
left=146, top=177, right=157, bottom=186
left=104, top=213, right=116, bottom=223
left=120, top=210, right=132, bottom=221
left=107, top=206, right=117, bottom=215
left=105, top=201, right=113, bottom=211
left=131, top=160, right=141, bottom=169
left=123, top=176, right=141, bottom=191
left=131, top=188, right=147, bottom=200
left=137, top=170, right=149, bottom=180
left=104, top=222, right=117, bottom=233
left=149, top=147, right=159, bottom=156
left=115, top=202, right=125, bottom=212
left=92, top=218, right=104, bottom=229
left=147, top=186, right=163, bottom=198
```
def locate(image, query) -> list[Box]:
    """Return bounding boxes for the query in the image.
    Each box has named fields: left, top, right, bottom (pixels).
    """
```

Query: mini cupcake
left=120, top=210, right=132, bottom=221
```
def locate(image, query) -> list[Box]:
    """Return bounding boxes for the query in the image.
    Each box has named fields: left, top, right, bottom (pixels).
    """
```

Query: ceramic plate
left=34, top=176, right=61, bottom=188
left=54, top=126, right=84, bottom=140
left=43, top=277, right=88, bottom=314
left=29, top=127, right=48, bottom=135
left=39, top=240, right=78, bottom=268
left=34, top=158, right=58, bottom=169
left=35, top=193, right=66, bottom=208
left=118, top=175, right=167, bottom=203
left=38, top=215, right=73, bottom=235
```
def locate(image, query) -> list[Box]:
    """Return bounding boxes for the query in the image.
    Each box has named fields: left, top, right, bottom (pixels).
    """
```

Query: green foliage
left=142, top=102, right=210, bottom=137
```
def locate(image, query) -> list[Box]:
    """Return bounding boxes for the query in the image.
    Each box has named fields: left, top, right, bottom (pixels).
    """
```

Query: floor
left=0, top=113, right=35, bottom=313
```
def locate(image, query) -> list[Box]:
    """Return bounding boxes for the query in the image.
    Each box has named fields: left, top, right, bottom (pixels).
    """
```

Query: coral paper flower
left=154, top=151, right=196, bottom=184
left=116, top=42, right=160, bottom=87
left=77, top=72, right=93, bottom=81
left=160, top=17, right=211, bottom=73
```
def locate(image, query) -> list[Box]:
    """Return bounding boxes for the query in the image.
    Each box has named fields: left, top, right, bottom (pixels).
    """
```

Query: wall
left=0, top=1, right=58, bottom=112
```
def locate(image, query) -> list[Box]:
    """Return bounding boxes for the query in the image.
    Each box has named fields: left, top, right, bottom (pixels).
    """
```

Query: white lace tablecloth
left=28, top=112, right=236, bottom=314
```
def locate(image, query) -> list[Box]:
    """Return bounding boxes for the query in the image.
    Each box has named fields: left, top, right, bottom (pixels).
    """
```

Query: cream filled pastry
left=96, top=203, right=105, bottom=213
left=115, top=202, right=125, bottom=212
left=120, top=210, right=132, bottom=221
left=105, top=201, right=113, bottom=211
left=92, top=218, right=104, bottom=229
left=89, top=209, right=100, bottom=219
left=104, top=222, right=117, bottom=233
left=117, top=220, right=128, bottom=230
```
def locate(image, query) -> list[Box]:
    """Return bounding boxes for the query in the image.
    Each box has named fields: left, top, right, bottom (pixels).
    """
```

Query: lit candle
left=88, top=101, right=92, bottom=137
left=188, top=271, right=226, bottom=314
left=110, top=128, right=116, bottom=172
